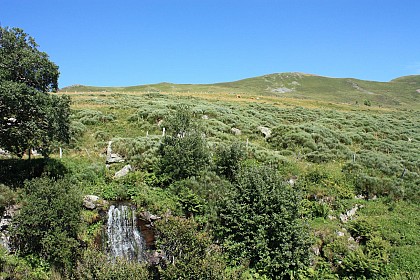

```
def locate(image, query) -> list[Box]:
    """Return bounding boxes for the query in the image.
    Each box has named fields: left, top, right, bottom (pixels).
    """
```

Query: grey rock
left=336, top=231, right=345, bottom=237
left=271, top=87, right=293, bottom=93
left=139, top=211, right=161, bottom=223
left=257, top=126, right=272, bottom=139
left=287, top=175, right=298, bottom=186
left=202, top=115, right=209, bottom=120
left=83, top=195, right=100, bottom=210
left=231, top=127, right=241, bottom=135
left=114, top=165, right=132, bottom=179
left=311, top=246, right=320, bottom=256
left=340, top=204, right=362, bottom=223
left=106, top=141, right=124, bottom=164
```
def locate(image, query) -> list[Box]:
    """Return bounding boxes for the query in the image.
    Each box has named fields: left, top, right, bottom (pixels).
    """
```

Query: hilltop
left=61, top=73, right=420, bottom=109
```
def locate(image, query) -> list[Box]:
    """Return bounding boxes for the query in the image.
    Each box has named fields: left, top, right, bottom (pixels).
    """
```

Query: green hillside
left=3, top=25, right=419, bottom=279
left=61, top=73, right=420, bottom=109
left=3, top=74, right=419, bottom=279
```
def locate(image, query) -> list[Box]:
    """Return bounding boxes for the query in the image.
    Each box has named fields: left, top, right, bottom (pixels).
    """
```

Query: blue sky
left=1, top=0, right=419, bottom=87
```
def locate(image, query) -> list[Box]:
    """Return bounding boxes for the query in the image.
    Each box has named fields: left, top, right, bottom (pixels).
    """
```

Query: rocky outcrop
left=106, top=141, right=124, bottom=164
left=83, top=195, right=108, bottom=210
left=113, top=164, right=132, bottom=179
left=340, top=204, right=362, bottom=223
left=257, top=126, right=272, bottom=139
left=0, top=204, right=20, bottom=251
left=138, top=211, right=161, bottom=247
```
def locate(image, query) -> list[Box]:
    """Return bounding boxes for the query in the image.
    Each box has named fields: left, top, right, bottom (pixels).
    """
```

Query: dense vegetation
left=1, top=28, right=419, bottom=279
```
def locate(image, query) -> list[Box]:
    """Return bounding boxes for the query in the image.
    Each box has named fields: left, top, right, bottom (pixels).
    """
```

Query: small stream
left=106, top=204, right=146, bottom=262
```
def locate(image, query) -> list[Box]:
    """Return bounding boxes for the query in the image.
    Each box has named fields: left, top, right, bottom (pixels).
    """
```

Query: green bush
left=74, top=248, right=149, bottom=280
left=74, top=109, right=115, bottom=125
left=155, top=216, right=232, bottom=280
left=158, top=106, right=210, bottom=181
left=0, top=248, right=51, bottom=280
left=11, top=177, right=81, bottom=273
left=216, top=165, right=310, bottom=279
left=215, top=142, right=246, bottom=181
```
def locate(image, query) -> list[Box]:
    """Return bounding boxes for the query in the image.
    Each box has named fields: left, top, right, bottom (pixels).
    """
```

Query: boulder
left=139, top=211, right=161, bottom=224
left=257, top=126, right=271, bottom=139
left=83, top=195, right=100, bottom=210
left=113, top=164, right=132, bottom=179
left=231, top=127, right=241, bottom=135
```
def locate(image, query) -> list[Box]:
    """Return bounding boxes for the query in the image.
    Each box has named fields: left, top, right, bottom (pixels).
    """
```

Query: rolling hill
left=61, top=73, right=420, bottom=109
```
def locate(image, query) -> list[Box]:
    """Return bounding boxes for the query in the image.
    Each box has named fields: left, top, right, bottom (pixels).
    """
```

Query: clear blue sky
left=1, top=0, right=419, bottom=87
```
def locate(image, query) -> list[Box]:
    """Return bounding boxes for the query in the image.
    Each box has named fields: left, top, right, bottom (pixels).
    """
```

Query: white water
left=107, top=204, right=145, bottom=262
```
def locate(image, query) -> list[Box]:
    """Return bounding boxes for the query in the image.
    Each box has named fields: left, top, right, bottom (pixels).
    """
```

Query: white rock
left=114, top=164, right=132, bottom=179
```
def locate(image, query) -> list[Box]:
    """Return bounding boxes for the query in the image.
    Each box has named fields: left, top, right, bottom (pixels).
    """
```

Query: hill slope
left=61, top=73, right=420, bottom=109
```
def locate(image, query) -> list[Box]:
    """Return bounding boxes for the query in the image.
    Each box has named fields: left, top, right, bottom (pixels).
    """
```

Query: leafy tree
left=11, top=177, right=81, bottom=274
left=217, top=165, right=310, bottom=279
left=159, top=105, right=210, bottom=181
left=0, top=27, right=70, bottom=157
left=0, top=27, right=58, bottom=92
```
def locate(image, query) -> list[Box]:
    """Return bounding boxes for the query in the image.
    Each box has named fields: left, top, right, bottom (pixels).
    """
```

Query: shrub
left=74, top=109, right=115, bottom=125
left=74, top=248, right=150, bottom=280
left=11, top=177, right=81, bottom=273
left=155, top=216, right=231, bottom=280
left=216, top=165, right=310, bottom=279
left=215, top=142, right=246, bottom=181
left=158, top=106, right=210, bottom=181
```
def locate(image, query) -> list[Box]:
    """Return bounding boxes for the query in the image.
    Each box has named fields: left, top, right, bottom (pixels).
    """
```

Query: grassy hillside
left=61, top=73, right=420, bottom=109
left=2, top=74, right=419, bottom=279
left=64, top=88, right=419, bottom=279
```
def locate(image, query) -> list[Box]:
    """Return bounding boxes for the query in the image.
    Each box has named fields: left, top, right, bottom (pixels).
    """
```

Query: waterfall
left=107, top=204, right=145, bottom=262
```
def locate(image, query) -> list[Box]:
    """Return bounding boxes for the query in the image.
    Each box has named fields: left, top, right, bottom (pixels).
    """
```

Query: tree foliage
left=217, top=165, right=310, bottom=279
left=0, top=27, right=70, bottom=157
left=0, top=27, right=58, bottom=92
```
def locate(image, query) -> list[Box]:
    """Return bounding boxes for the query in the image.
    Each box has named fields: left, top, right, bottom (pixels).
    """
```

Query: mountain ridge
left=60, top=73, right=420, bottom=109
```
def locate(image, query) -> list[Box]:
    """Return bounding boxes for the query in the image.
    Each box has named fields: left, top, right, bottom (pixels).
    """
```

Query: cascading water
left=106, top=204, right=145, bottom=262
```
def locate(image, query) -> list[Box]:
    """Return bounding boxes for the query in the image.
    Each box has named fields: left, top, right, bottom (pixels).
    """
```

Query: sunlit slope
left=61, top=73, right=420, bottom=109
